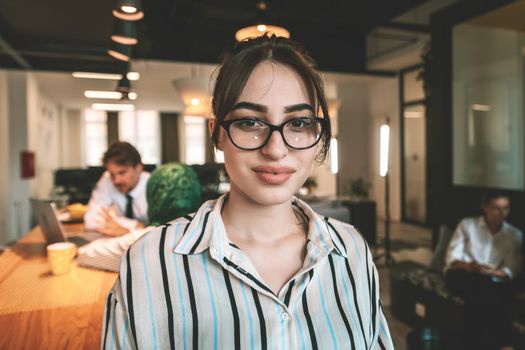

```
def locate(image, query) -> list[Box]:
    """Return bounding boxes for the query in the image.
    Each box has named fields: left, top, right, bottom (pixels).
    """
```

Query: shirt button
left=281, top=312, right=290, bottom=321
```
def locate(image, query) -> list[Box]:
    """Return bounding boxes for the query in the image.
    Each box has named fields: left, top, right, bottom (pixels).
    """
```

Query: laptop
left=31, top=199, right=104, bottom=246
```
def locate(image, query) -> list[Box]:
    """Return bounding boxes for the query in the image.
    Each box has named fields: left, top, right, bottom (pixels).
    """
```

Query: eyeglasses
left=219, top=116, right=327, bottom=151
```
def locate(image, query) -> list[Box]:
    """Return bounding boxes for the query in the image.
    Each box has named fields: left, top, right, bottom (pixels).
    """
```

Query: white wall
left=0, top=71, right=10, bottom=243
left=27, top=74, right=63, bottom=199
left=337, top=84, right=371, bottom=195
left=6, top=72, right=31, bottom=242
left=0, top=71, right=66, bottom=244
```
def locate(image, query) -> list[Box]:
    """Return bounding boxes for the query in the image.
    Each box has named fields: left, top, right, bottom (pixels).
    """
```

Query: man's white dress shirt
left=445, top=216, right=523, bottom=278
left=84, top=171, right=150, bottom=231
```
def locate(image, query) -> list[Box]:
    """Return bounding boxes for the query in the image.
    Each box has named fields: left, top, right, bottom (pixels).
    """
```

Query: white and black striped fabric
left=102, top=194, right=394, bottom=349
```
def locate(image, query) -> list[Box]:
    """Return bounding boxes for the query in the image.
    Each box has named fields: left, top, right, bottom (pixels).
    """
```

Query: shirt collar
left=128, top=171, right=149, bottom=198
left=477, top=216, right=508, bottom=235
left=173, top=193, right=347, bottom=258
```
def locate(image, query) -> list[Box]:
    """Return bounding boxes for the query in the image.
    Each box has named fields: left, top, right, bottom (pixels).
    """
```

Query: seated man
left=78, top=162, right=202, bottom=271
left=445, top=191, right=523, bottom=350
left=84, top=141, right=149, bottom=236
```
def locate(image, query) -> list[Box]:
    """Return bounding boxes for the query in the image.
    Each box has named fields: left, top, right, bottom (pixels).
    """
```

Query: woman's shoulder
left=127, top=213, right=197, bottom=256
left=322, top=216, right=371, bottom=256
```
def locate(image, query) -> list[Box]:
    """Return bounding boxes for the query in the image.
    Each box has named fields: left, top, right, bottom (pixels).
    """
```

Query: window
left=84, top=109, right=107, bottom=166
left=119, top=111, right=160, bottom=164
left=184, top=116, right=206, bottom=165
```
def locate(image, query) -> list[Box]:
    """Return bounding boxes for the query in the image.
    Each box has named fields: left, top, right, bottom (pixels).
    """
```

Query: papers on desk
left=77, top=227, right=149, bottom=272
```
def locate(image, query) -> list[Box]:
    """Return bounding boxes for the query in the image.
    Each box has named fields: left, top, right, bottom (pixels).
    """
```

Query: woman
left=102, top=36, right=393, bottom=349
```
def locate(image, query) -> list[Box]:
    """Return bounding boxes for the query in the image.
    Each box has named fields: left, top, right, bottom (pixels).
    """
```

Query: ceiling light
left=471, top=104, right=492, bottom=112
left=113, top=0, right=144, bottom=21
left=121, top=6, right=137, bottom=14
left=330, top=138, right=338, bottom=174
left=127, top=71, right=140, bottom=80
left=92, top=103, right=135, bottom=111
left=235, top=25, right=290, bottom=41
left=108, top=42, right=132, bottom=61
left=84, top=91, right=123, bottom=99
left=72, top=72, right=122, bottom=80
left=172, top=77, right=212, bottom=116
left=379, top=123, right=390, bottom=177
left=111, top=20, right=138, bottom=45
left=235, top=1, right=290, bottom=42
left=128, top=92, right=138, bottom=100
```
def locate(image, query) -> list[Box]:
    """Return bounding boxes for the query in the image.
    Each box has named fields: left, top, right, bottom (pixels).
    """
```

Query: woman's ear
left=208, top=118, right=222, bottom=150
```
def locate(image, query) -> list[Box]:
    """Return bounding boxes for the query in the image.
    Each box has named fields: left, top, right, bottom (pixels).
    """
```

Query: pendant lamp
left=108, top=42, right=132, bottom=61
left=111, top=19, right=138, bottom=45
left=235, top=1, right=290, bottom=42
left=113, top=0, right=144, bottom=21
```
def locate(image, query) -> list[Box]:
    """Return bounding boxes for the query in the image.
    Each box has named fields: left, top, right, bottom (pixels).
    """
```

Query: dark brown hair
left=102, top=141, right=142, bottom=167
left=481, top=190, right=509, bottom=206
left=211, top=35, right=331, bottom=161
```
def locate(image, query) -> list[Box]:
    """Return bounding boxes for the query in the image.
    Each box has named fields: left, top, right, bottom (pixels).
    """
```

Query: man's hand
left=450, top=260, right=482, bottom=272
left=479, top=265, right=509, bottom=279
left=94, top=209, right=130, bottom=237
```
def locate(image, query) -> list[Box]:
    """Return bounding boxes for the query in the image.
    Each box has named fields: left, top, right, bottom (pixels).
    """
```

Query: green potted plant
left=343, top=177, right=371, bottom=201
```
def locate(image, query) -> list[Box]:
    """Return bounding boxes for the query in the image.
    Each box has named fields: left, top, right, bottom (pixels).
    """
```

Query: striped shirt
left=102, top=194, right=394, bottom=349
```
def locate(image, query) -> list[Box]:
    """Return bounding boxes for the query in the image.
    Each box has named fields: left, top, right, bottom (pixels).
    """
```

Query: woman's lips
left=253, top=166, right=295, bottom=185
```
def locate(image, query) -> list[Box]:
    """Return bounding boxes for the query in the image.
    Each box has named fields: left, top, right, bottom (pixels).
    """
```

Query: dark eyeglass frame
left=218, top=116, right=327, bottom=151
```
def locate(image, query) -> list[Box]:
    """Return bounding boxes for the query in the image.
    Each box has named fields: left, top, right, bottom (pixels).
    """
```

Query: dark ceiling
left=0, top=0, right=426, bottom=74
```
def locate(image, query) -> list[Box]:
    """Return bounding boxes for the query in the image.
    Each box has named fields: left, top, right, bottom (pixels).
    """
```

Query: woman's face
left=218, top=61, right=318, bottom=206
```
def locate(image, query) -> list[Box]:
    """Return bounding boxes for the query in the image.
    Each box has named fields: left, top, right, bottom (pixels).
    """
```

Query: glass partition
left=452, top=19, right=525, bottom=190
left=401, top=66, right=427, bottom=224
left=404, top=104, right=426, bottom=222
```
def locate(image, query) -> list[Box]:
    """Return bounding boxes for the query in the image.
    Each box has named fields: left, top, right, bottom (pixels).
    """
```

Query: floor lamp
left=376, top=119, right=395, bottom=266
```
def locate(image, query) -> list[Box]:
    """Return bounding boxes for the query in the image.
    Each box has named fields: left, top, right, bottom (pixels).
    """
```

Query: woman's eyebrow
left=231, top=102, right=267, bottom=112
left=284, top=103, right=314, bottom=113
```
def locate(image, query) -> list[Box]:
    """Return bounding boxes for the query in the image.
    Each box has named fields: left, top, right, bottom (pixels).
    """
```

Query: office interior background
left=1, top=0, right=525, bottom=348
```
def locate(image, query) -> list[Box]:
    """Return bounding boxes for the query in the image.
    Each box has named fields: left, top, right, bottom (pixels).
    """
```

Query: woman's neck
left=221, top=189, right=301, bottom=244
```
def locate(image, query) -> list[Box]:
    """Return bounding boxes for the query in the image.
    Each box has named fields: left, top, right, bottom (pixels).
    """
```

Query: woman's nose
left=260, top=130, right=288, bottom=159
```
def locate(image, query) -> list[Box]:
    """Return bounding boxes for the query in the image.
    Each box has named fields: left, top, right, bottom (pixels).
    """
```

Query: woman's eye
left=236, top=119, right=264, bottom=128
left=289, top=118, right=309, bottom=128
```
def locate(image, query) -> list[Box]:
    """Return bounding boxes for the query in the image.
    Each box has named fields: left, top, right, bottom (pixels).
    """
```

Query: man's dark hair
left=481, top=190, right=509, bottom=206
left=102, top=141, right=142, bottom=167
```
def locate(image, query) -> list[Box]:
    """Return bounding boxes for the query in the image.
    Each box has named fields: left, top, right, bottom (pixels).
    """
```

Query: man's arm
left=445, top=219, right=479, bottom=270
left=84, top=174, right=113, bottom=231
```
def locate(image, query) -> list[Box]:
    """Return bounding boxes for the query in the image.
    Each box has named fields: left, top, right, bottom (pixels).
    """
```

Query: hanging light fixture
left=111, top=19, right=138, bottom=45
left=108, top=42, right=132, bottom=61
left=235, top=0, right=290, bottom=42
left=113, top=0, right=144, bottom=21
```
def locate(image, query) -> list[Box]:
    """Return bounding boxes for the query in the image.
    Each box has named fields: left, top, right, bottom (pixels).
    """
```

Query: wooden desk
left=0, top=226, right=118, bottom=349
